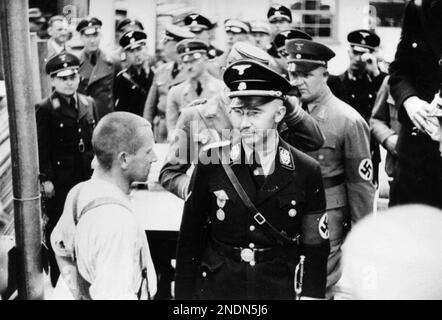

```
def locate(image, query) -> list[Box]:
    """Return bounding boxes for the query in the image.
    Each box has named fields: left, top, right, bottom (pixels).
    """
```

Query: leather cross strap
left=221, top=162, right=299, bottom=246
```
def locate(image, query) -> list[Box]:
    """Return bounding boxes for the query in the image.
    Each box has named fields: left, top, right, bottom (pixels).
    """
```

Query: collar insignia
left=279, top=146, right=294, bottom=170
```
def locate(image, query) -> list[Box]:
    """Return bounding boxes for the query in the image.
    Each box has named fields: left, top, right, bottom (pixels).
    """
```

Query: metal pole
left=0, top=36, right=4, bottom=80
left=0, top=0, right=44, bottom=300
left=30, top=33, right=42, bottom=102
left=37, top=40, right=52, bottom=99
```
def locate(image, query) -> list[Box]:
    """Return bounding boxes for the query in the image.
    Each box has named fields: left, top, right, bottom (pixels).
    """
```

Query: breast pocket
left=316, top=134, right=338, bottom=166
left=277, top=191, right=306, bottom=220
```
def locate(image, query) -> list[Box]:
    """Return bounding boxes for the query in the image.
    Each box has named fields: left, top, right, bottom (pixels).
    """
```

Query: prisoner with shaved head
left=51, top=112, right=157, bottom=300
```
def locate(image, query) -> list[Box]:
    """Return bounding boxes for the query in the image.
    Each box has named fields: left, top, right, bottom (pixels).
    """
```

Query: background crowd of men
left=24, top=0, right=442, bottom=300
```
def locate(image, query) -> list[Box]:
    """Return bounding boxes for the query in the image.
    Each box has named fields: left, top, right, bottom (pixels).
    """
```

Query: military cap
left=286, top=39, right=335, bottom=73
left=163, top=24, right=195, bottom=43
left=119, top=30, right=147, bottom=51
left=223, top=59, right=292, bottom=99
left=184, top=13, right=214, bottom=32
left=116, top=18, right=144, bottom=32
left=250, top=21, right=271, bottom=35
left=45, top=52, right=80, bottom=77
left=176, top=39, right=209, bottom=62
left=274, top=29, right=312, bottom=49
left=274, top=28, right=312, bottom=58
left=76, top=17, right=103, bottom=35
left=227, top=42, right=271, bottom=66
left=267, top=4, right=292, bottom=23
left=224, top=19, right=251, bottom=34
left=347, top=29, right=380, bottom=53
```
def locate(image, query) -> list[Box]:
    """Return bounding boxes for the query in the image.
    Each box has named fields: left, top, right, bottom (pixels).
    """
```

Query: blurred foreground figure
left=341, top=204, right=442, bottom=300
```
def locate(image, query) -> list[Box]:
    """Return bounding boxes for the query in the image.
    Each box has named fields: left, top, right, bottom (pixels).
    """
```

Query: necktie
left=171, top=62, right=179, bottom=79
left=70, top=97, right=77, bottom=110
left=90, top=52, right=97, bottom=66
left=196, top=80, right=203, bottom=96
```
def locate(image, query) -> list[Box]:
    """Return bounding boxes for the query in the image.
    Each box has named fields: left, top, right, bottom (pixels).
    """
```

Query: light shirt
left=242, top=133, right=279, bottom=176
left=51, top=175, right=157, bottom=299
left=48, top=38, right=66, bottom=55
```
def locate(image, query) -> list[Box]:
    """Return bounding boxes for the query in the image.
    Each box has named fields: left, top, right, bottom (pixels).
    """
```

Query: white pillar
left=126, top=0, right=157, bottom=56
left=89, top=0, right=116, bottom=53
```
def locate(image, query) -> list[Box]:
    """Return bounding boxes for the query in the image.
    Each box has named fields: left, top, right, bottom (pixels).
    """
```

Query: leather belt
left=210, top=237, right=298, bottom=264
left=323, top=174, right=345, bottom=189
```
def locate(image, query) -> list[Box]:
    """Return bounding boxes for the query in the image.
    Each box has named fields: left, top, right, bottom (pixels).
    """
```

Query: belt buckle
left=240, top=248, right=255, bottom=263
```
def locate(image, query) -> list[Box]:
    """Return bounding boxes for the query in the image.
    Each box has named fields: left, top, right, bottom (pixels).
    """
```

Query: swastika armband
left=301, top=211, right=329, bottom=245
left=345, top=157, right=373, bottom=182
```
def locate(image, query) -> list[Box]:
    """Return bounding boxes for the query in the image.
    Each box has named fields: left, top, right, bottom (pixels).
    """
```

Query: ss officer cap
left=76, top=17, right=102, bottom=35
left=347, top=29, right=380, bottom=53
left=176, top=39, right=209, bottom=62
left=267, top=4, right=292, bottom=23
left=184, top=13, right=214, bottom=32
left=286, top=39, right=335, bottom=73
left=116, top=18, right=144, bottom=32
left=119, top=30, right=147, bottom=51
left=45, top=52, right=80, bottom=77
left=274, top=28, right=312, bottom=58
left=223, top=59, right=292, bottom=99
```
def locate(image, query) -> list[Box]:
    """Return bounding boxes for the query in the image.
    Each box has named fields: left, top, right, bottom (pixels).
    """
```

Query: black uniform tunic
left=175, top=139, right=330, bottom=300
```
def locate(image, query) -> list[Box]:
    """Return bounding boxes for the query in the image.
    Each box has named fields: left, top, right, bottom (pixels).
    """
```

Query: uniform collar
left=48, top=38, right=65, bottom=54
left=54, top=91, right=78, bottom=108
left=242, top=133, right=279, bottom=176
left=305, top=86, right=333, bottom=115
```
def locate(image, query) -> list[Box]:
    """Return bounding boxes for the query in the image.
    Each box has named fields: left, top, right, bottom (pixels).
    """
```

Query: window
left=290, top=0, right=336, bottom=39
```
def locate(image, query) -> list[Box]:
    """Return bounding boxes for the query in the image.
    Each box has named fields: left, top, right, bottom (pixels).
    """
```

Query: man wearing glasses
left=36, top=52, right=97, bottom=287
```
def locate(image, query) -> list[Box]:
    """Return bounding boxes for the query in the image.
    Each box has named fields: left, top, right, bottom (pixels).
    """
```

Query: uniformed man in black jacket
left=388, top=0, right=442, bottom=209
left=114, top=30, right=154, bottom=116
left=36, top=52, right=96, bottom=286
left=175, top=60, right=330, bottom=300
left=328, top=29, right=388, bottom=185
left=76, top=17, right=121, bottom=120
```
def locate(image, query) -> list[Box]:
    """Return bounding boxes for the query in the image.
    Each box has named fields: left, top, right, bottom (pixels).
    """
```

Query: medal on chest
left=213, top=190, right=229, bottom=221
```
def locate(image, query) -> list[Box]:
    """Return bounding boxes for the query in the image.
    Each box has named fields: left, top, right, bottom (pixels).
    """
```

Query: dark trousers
left=390, top=160, right=442, bottom=209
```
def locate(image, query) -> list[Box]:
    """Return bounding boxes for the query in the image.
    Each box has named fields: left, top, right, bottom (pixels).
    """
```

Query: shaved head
left=92, top=112, right=153, bottom=170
